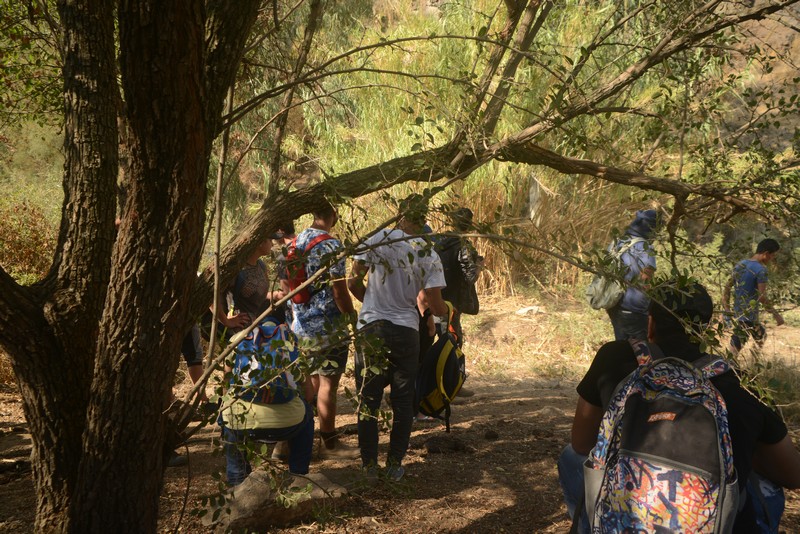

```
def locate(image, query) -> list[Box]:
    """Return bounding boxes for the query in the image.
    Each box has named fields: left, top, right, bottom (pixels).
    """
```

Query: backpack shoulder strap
left=300, top=232, right=333, bottom=254
left=612, top=236, right=645, bottom=258
left=691, top=353, right=731, bottom=379
left=628, top=339, right=664, bottom=366
left=286, top=236, right=299, bottom=258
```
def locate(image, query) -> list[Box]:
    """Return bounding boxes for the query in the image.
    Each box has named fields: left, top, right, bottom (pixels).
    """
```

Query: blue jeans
left=607, top=306, right=648, bottom=342
left=747, top=472, right=785, bottom=533
left=355, top=320, right=419, bottom=468
left=731, top=320, right=767, bottom=352
left=557, top=444, right=590, bottom=534
left=222, top=401, right=314, bottom=486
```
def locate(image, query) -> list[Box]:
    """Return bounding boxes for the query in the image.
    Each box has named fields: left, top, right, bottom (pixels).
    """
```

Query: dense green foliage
left=0, top=0, right=61, bottom=127
left=2, top=0, right=799, bottom=299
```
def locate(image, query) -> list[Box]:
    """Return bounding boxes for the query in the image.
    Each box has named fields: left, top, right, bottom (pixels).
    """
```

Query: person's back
left=732, top=259, right=767, bottom=321
left=290, top=227, right=343, bottom=337
left=220, top=321, right=314, bottom=485
left=357, top=227, right=441, bottom=329
left=289, top=204, right=358, bottom=459
left=604, top=209, right=659, bottom=342
left=348, top=194, right=447, bottom=480
left=616, top=237, right=653, bottom=314
left=560, top=282, right=800, bottom=533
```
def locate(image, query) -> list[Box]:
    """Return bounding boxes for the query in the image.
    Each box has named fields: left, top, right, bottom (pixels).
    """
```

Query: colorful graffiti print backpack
left=230, top=321, right=300, bottom=404
left=583, top=340, right=739, bottom=533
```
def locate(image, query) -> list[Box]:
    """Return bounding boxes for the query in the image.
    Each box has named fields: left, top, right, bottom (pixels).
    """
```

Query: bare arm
left=722, top=277, right=733, bottom=313
left=758, top=281, right=784, bottom=325
left=347, top=261, right=368, bottom=303
left=213, top=293, right=248, bottom=330
left=753, top=436, right=800, bottom=489
left=332, top=279, right=355, bottom=314
left=424, top=286, right=448, bottom=317
left=417, top=290, right=428, bottom=315
left=571, top=396, right=604, bottom=456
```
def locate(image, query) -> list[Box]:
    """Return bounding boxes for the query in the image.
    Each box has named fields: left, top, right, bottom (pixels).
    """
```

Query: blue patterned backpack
left=229, top=321, right=300, bottom=404
left=584, top=340, right=739, bottom=533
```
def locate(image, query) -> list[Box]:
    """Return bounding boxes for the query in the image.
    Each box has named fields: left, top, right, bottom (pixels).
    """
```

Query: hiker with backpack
left=600, top=209, right=659, bottom=342
left=435, top=207, right=483, bottom=347
left=347, top=194, right=448, bottom=481
left=285, top=202, right=360, bottom=460
left=558, top=282, right=800, bottom=533
left=220, top=319, right=314, bottom=485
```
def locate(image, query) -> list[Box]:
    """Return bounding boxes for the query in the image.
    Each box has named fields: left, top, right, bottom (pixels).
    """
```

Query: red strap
left=286, top=233, right=334, bottom=285
left=302, top=232, right=333, bottom=253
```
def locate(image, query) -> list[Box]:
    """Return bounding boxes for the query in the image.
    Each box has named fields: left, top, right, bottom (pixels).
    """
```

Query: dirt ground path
left=3, top=296, right=800, bottom=533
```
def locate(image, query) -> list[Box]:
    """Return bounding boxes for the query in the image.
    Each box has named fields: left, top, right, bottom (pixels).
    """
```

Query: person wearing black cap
left=436, top=207, right=483, bottom=347
left=606, top=209, right=659, bottom=341
left=559, top=282, right=800, bottom=533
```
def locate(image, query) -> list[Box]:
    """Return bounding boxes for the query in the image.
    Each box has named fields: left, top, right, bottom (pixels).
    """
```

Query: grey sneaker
left=385, top=464, right=405, bottom=482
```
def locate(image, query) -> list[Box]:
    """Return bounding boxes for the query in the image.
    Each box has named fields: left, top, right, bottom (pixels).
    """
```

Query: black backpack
left=436, top=237, right=479, bottom=315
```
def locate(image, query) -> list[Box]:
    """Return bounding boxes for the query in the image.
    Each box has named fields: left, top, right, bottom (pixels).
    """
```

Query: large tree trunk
left=68, top=0, right=208, bottom=530
left=2, top=0, right=120, bottom=530
left=0, top=0, right=262, bottom=531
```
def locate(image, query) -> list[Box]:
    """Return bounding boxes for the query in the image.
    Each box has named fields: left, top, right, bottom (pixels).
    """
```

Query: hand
left=434, top=316, right=447, bottom=337
left=223, top=313, right=250, bottom=329
left=426, top=315, right=435, bottom=337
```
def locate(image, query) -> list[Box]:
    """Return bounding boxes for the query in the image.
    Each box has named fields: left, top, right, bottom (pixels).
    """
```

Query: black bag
left=436, top=237, right=479, bottom=315
left=415, top=328, right=467, bottom=433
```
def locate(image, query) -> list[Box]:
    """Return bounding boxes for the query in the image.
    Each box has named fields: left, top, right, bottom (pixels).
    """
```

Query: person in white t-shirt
left=347, top=194, right=448, bottom=481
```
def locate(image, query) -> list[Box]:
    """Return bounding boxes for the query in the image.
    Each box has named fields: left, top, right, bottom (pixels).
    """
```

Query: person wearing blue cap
left=605, top=209, right=659, bottom=342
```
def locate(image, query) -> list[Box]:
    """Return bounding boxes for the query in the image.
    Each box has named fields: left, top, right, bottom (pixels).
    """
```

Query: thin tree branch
left=267, top=0, right=323, bottom=195
left=500, top=142, right=771, bottom=217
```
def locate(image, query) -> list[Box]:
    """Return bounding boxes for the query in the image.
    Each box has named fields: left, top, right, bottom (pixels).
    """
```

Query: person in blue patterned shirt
left=290, top=202, right=359, bottom=459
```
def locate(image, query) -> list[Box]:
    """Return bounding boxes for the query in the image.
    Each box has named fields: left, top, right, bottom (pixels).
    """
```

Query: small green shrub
left=0, top=202, right=56, bottom=284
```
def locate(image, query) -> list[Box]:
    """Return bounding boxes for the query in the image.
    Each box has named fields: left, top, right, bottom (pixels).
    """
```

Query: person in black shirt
left=558, top=282, right=800, bottom=533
